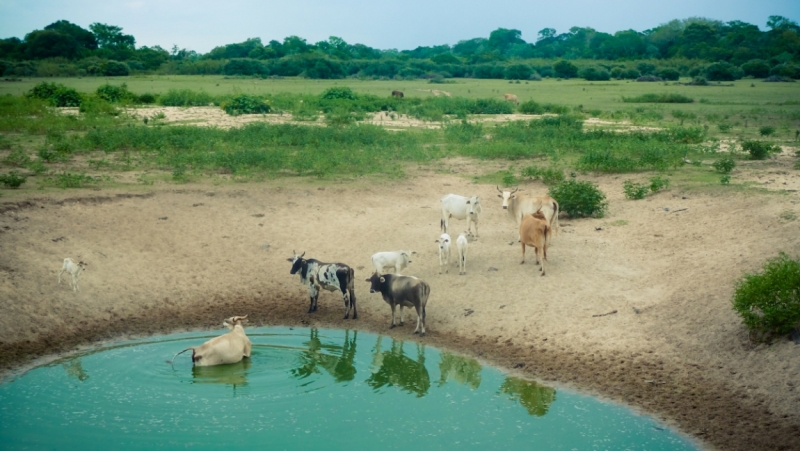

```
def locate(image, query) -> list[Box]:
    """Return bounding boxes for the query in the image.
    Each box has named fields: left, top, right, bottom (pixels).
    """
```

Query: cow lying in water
left=288, top=250, right=357, bottom=319
left=173, top=315, right=252, bottom=367
left=366, top=272, right=430, bottom=336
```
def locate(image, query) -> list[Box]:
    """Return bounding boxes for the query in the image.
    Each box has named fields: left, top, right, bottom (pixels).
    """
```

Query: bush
left=720, top=174, right=731, bottom=185
left=553, top=60, right=578, bottom=78
left=159, top=89, right=214, bottom=107
left=769, top=63, right=800, bottom=79
left=138, top=93, right=157, bottom=104
left=79, top=97, right=120, bottom=116
left=623, top=180, right=649, bottom=199
left=320, top=86, right=356, bottom=100
left=732, top=253, right=800, bottom=339
left=712, top=157, right=736, bottom=173
left=548, top=179, right=607, bottom=217
left=649, top=175, right=670, bottom=192
left=622, top=93, right=693, bottom=103
left=718, top=123, right=732, bottom=132
left=96, top=83, right=136, bottom=103
left=741, top=59, right=770, bottom=78
left=658, top=68, right=681, bottom=81
left=705, top=61, right=744, bottom=81
left=759, top=125, right=776, bottom=136
left=742, top=140, right=778, bottom=160
left=579, top=67, right=610, bottom=81
left=25, top=82, right=82, bottom=107
left=103, top=61, right=130, bottom=76
left=221, top=94, right=271, bottom=115
left=0, top=170, right=26, bottom=188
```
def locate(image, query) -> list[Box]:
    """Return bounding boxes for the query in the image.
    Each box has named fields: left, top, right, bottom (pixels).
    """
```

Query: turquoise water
left=0, top=327, right=698, bottom=451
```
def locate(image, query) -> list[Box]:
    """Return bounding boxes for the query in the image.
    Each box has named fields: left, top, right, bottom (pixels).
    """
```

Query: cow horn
left=496, top=185, right=503, bottom=194
left=300, top=251, right=305, bottom=258
left=511, top=187, right=519, bottom=194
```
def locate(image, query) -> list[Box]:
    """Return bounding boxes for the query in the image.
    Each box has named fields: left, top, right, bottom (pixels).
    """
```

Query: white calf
left=58, top=258, right=87, bottom=292
left=436, top=233, right=451, bottom=274
left=456, top=232, right=469, bottom=275
left=371, top=250, right=415, bottom=274
left=440, top=194, right=482, bottom=237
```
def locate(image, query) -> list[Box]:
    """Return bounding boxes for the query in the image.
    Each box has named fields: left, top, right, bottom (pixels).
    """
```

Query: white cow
left=440, top=194, right=482, bottom=237
left=372, top=250, right=415, bottom=275
left=456, top=232, right=469, bottom=275
left=173, top=315, right=252, bottom=367
left=436, top=233, right=452, bottom=274
left=58, top=258, right=87, bottom=292
left=497, top=186, right=560, bottom=239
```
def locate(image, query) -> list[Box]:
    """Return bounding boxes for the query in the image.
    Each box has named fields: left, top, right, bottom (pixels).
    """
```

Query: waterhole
left=0, top=327, right=698, bottom=450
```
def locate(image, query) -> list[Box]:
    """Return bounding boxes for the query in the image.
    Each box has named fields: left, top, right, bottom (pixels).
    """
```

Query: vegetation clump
left=742, top=140, right=778, bottom=160
left=712, top=156, right=736, bottom=173
left=623, top=175, right=670, bottom=199
left=0, top=171, right=27, bottom=188
left=732, top=252, right=800, bottom=340
left=221, top=94, right=271, bottom=115
left=25, top=82, right=82, bottom=107
left=622, top=93, right=693, bottom=103
left=548, top=179, right=607, bottom=217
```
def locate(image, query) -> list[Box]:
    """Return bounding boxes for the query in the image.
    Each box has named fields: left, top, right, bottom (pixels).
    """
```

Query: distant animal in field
left=519, top=212, right=551, bottom=276
left=440, top=194, right=482, bottom=237
left=58, top=258, right=87, bottom=292
left=287, top=251, right=357, bottom=319
left=456, top=232, right=469, bottom=275
left=172, top=315, right=251, bottom=366
left=372, top=250, right=415, bottom=275
left=503, top=93, right=519, bottom=104
left=497, top=186, right=560, bottom=240
left=366, top=272, right=430, bottom=336
left=392, top=90, right=404, bottom=98
left=436, top=233, right=451, bottom=274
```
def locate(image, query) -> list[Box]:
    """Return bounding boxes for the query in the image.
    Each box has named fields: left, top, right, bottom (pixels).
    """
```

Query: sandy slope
left=1, top=169, right=799, bottom=450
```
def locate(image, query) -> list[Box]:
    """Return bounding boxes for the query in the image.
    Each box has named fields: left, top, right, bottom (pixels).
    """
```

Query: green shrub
left=159, top=89, right=214, bottom=107
left=718, top=123, right=732, bottom=132
left=521, top=166, right=564, bottom=185
left=25, top=82, right=82, bottom=107
left=622, top=93, right=694, bottom=103
left=138, top=93, right=157, bottom=104
left=221, top=94, right=271, bottom=115
left=548, top=179, right=607, bottom=217
left=704, top=61, right=744, bottom=81
left=623, top=180, right=649, bottom=199
left=712, top=157, right=736, bottom=173
left=742, top=140, right=778, bottom=160
left=0, top=170, right=26, bottom=188
left=78, top=97, right=120, bottom=116
left=759, top=125, right=776, bottom=136
left=96, top=83, right=137, bottom=103
left=320, top=86, right=356, bottom=100
left=553, top=60, right=578, bottom=78
left=732, top=252, right=800, bottom=339
left=3, top=148, right=30, bottom=167
left=720, top=174, right=731, bottom=184
left=658, top=68, right=681, bottom=81
left=54, top=172, right=97, bottom=188
left=649, top=175, right=670, bottom=192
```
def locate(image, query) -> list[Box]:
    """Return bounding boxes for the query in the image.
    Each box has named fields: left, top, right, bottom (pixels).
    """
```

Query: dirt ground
left=1, top=163, right=799, bottom=450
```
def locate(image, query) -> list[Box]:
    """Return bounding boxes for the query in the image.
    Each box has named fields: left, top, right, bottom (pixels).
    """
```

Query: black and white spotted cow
left=287, top=251, right=357, bottom=319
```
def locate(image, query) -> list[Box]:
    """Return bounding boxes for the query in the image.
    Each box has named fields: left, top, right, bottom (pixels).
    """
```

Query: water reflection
left=63, top=359, right=89, bottom=382
left=192, top=359, right=251, bottom=388
left=438, top=352, right=482, bottom=389
left=291, top=329, right=358, bottom=382
left=499, top=376, right=557, bottom=417
left=367, top=336, right=431, bottom=397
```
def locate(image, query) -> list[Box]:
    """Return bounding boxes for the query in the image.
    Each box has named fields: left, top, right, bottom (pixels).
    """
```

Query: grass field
left=0, top=75, right=798, bottom=193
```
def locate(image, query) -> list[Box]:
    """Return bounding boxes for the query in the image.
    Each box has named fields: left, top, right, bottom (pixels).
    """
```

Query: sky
left=0, top=0, right=797, bottom=53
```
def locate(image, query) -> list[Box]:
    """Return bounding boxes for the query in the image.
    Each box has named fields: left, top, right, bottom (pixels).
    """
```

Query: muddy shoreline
left=0, top=291, right=797, bottom=451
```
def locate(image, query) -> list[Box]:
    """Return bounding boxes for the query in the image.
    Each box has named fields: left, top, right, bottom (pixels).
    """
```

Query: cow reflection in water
left=63, top=359, right=89, bottom=382
left=291, top=329, right=358, bottom=383
left=192, top=359, right=252, bottom=389
left=437, top=352, right=482, bottom=389
left=500, top=376, right=557, bottom=416
left=367, top=336, right=430, bottom=397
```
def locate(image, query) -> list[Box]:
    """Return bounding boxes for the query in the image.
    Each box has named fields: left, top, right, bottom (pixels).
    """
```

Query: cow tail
left=440, top=218, right=445, bottom=233
left=170, top=348, right=193, bottom=366
left=552, top=200, right=560, bottom=236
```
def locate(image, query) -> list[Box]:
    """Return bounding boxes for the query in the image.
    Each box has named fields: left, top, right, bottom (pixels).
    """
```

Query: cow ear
left=379, top=277, right=385, bottom=283
left=497, top=194, right=502, bottom=198
left=364, top=278, right=371, bottom=282
left=435, top=239, right=439, bottom=243
left=466, top=200, right=470, bottom=204
left=287, top=258, right=293, bottom=262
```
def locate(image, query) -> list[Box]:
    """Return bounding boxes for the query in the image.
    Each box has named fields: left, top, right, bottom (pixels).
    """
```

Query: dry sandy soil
left=1, top=162, right=800, bottom=450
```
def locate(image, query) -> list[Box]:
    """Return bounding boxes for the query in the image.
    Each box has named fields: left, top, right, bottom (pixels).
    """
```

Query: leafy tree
left=89, top=23, right=135, bottom=50
left=488, top=28, right=525, bottom=53
left=504, top=63, right=532, bottom=80
left=23, top=30, right=80, bottom=59
left=705, top=61, right=744, bottom=81
left=44, top=20, right=97, bottom=50
left=741, top=59, right=770, bottom=78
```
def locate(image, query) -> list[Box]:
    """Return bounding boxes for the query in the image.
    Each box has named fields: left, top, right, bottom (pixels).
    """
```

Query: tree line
left=1, top=16, right=798, bottom=81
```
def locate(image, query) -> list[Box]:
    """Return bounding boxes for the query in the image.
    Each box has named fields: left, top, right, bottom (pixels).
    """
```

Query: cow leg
left=413, top=305, right=425, bottom=336
left=350, top=288, right=358, bottom=319
left=399, top=305, right=405, bottom=326
left=73, top=274, right=79, bottom=291
left=342, top=290, right=351, bottom=319
left=390, top=303, right=397, bottom=328
left=308, top=285, right=319, bottom=313
left=520, top=243, right=526, bottom=264
left=58, top=269, right=64, bottom=285
left=539, top=246, right=546, bottom=276
left=534, top=246, right=541, bottom=266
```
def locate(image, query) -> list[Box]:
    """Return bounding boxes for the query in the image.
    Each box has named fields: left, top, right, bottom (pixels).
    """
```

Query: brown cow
left=503, top=93, right=518, bottom=104
left=392, top=90, right=404, bottom=98
left=497, top=186, right=559, bottom=240
left=519, top=211, right=551, bottom=276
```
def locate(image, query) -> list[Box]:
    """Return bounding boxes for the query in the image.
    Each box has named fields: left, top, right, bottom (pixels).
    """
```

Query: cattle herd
left=59, top=186, right=560, bottom=367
